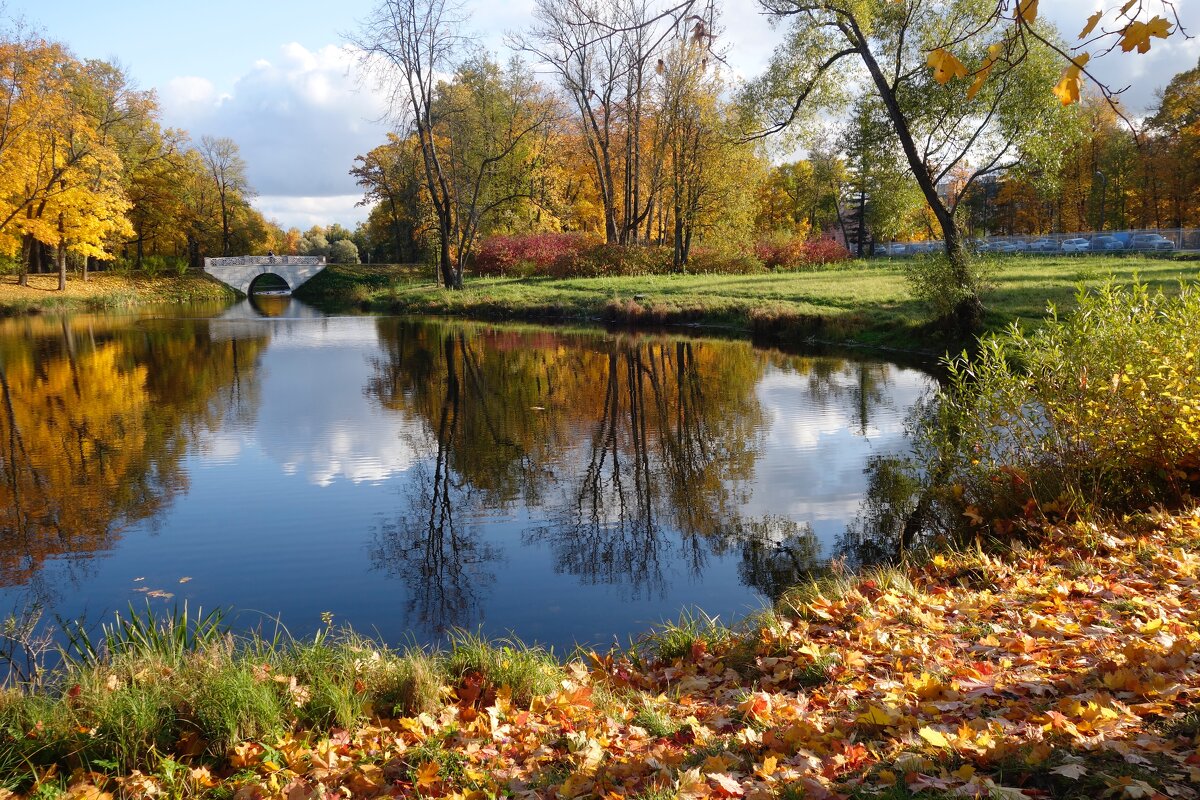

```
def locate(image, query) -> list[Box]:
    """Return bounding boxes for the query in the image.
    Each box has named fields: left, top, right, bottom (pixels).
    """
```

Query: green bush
left=911, top=280, right=1200, bottom=540
left=903, top=251, right=994, bottom=325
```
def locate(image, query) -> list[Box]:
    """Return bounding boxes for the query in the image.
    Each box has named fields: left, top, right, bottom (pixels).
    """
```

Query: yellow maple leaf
left=918, top=726, right=951, bottom=748
left=1119, top=16, right=1172, bottom=54
left=856, top=705, right=896, bottom=726
left=1053, top=53, right=1089, bottom=107
left=967, top=43, right=1003, bottom=100
left=927, top=48, right=968, bottom=85
left=1017, top=0, right=1038, bottom=23
left=1079, top=10, right=1103, bottom=39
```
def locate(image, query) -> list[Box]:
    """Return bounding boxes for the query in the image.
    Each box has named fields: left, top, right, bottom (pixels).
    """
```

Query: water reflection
left=0, top=314, right=265, bottom=600
left=365, top=320, right=929, bottom=631
left=0, top=310, right=934, bottom=648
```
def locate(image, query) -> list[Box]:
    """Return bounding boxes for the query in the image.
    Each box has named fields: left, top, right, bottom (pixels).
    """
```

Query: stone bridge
left=204, top=255, right=326, bottom=294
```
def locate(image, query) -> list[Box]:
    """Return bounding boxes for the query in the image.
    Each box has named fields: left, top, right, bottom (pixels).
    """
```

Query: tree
left=841, top=95, right=925, bottom=253
left=750, top=0, right=1072, bottom=332
left=197, top=135, right=254, bottom=256
left=329, top=238, right=361, bottom=264
left=519, top=0, right=679, bottom=245
left=354, top=0, right=466, bottom=287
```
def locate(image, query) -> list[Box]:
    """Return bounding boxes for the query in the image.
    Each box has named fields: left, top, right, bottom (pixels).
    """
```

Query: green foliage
left=903, top=251, right=995, bottom=323
left=913, top=280, right=1200, bottom=539
left=442, top=632, right=561, bottom=708
left=638, top=609, right=735, bottom=662
left=183, top=659, right=285, bottom=754
left=64, top=602, right=228, bottom=668
left=632, top=701, right=680, bottom=739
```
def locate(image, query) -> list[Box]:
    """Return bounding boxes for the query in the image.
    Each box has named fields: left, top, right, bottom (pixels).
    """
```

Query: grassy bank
left=297, top=255, right=1199, bottom=352
left=0, top=273, right=236, bottom=316
left=3, top=512, right=1199, bottom=799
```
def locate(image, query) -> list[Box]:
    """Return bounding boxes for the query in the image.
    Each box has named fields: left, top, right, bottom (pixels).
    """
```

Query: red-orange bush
left=473, top=233, right=595, bottom=276
left=755, top=236, right=851, bottom=270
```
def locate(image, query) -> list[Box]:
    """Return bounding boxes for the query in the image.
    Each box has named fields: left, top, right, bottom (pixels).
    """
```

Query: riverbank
left=3, top=509, right=1198, bottom=798
left=0, top=272, right=236, bottom=316
left=297, top=255, right=1198, bottom=353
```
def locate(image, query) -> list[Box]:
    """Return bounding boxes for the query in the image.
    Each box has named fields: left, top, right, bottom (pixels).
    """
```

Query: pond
left=0, top=298, right=935, bottom=653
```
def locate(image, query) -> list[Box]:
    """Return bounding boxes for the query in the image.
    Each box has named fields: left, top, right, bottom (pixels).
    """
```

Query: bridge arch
left=203, top=255, right=327, bottom=296
left=248, top=272, right=292, bottom=294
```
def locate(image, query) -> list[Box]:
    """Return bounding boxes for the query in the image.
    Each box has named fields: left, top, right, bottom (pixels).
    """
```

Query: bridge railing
left=204, top=255, right=327, bottom=268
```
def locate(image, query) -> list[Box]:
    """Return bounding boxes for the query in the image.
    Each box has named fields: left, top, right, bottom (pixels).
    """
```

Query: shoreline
left=2, top=509, right=1197, bottom=798
left=0, top=272, right=237, bottom=317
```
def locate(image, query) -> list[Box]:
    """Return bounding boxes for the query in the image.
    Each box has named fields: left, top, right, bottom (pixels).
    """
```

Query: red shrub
left=473, top=233, right=595, bottom=276
left=754, top=236, right=851, bottom=271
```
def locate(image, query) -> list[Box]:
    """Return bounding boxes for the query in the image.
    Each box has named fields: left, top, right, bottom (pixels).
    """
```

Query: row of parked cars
left=880, top=232, right=1181, bottom=256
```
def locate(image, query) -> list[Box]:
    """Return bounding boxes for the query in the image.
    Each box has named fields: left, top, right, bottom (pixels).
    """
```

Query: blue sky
left=7, top=0, right=1197, bottom=229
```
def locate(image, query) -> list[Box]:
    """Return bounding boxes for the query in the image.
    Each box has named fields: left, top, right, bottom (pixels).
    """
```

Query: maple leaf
left=1053, top=54, right=1089, bottom=107
left=414, top=760, right=440, bottom=789
left=1017, top=0, right=1038, bottom=23
left=917, top=726, right=951, bottom=748
left=928, top=48, right=968, bottom=85
left=856, top=705, right=896, bottom=726
left=1079, top=11, right=1103, bottom=39
left=707, top=772, right=745, bottom=797
left=1052, top=763, right=1088, bottom=780
left=1119, top=16, right=1172, bottom=54
left=967, top=44, right=1003, bottom=101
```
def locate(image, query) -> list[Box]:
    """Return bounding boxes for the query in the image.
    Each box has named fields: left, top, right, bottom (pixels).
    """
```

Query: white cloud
left=254, top=195, right=366, bottom=230
left=160, top=43, right=390, bottom=228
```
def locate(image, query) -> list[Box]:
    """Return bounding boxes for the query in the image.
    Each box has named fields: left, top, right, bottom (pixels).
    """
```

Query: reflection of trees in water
left=783, top=356, right=894, bottom=436
left=365, top=320, right=917, bottom=627
left=0, top=316, right=266, bottom=600
left=731, top=516, right=822, bottom=602
left=369, top=334, right=500, bottom=633
left=835, top=454, right=923, bottom=568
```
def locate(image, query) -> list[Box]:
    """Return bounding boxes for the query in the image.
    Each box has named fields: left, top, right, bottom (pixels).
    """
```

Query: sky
left=7, top=0, right=1198, bottom=230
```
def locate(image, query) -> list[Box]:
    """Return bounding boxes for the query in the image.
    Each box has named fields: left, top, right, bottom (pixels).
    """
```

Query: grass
left=0, top=271, right=236, bottom=315
left=295, top=253, right=1199, bottom=352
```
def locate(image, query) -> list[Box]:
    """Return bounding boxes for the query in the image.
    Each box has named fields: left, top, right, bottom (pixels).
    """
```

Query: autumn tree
left=197, top=135, right=254, bottom=257
left=749, top=0, right=1072, bottom=332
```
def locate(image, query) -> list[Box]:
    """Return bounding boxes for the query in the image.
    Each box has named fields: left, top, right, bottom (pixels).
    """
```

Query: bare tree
left=354, top=0, right=463, bottom=287
left=517, top=0, right=679, bottom=245
left=197, top=135, right=253, bottom=257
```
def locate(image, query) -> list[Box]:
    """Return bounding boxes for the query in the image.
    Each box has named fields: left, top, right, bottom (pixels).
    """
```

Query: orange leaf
left=1079, top=11, right=1103, bottom=39
left=415, top=760, right=440, bottom=789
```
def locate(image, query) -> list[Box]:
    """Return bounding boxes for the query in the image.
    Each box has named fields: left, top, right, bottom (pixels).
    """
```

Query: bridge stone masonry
left=204, top=255, right=327, bottom=295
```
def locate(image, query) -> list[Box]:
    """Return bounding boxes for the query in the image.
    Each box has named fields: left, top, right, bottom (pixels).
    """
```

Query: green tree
left=749, top=0, right=1072, bottom=332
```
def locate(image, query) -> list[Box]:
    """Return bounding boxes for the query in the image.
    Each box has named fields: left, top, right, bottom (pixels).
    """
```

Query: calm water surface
left=0, top=298, right=934, bottom=651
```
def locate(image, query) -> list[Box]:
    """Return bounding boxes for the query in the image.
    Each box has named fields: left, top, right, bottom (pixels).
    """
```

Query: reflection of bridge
left=204, top=255, right=326, bottom=295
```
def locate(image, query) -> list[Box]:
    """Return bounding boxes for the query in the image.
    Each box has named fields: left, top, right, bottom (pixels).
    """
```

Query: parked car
left=1009, top=240, right=1030, bottom=252
left=1028, top=238, right=1057, bottom=252
left=1128, top=233, right=1176, bottom=251
left=985, top=240, right=1018, bottom=253
left=1061, top=238, right=1091, bottom=253
left=883, top=243, right=907, bottom=256
left=908, top=242, right=935, bottom=255
left=1091, top=235, right=1125, bottom=251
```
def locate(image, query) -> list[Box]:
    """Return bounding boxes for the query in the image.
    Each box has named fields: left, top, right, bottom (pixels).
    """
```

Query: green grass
left=296, top=253, right=1199, bottom=352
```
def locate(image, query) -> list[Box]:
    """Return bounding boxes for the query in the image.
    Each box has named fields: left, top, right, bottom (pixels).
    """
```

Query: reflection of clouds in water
left=278, top=423, right=416, bottom=488
left=746, top=364, right=934, bottom=524
left=200, top=321, right=421, bottom=487
left=197, top=431, right=244, bottom=465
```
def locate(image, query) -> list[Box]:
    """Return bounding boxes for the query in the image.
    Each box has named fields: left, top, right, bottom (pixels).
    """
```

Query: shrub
left=754, top=235, right=851, bottom=271
left=686, top=247, right=765, bottom=274
left=472, top=233, right=594, bottom=276
left=903, top=251, right=994, bottom=324
left=911, top=281, right=1200, bottom=541
left=548, top=243, right=673, bottom=278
